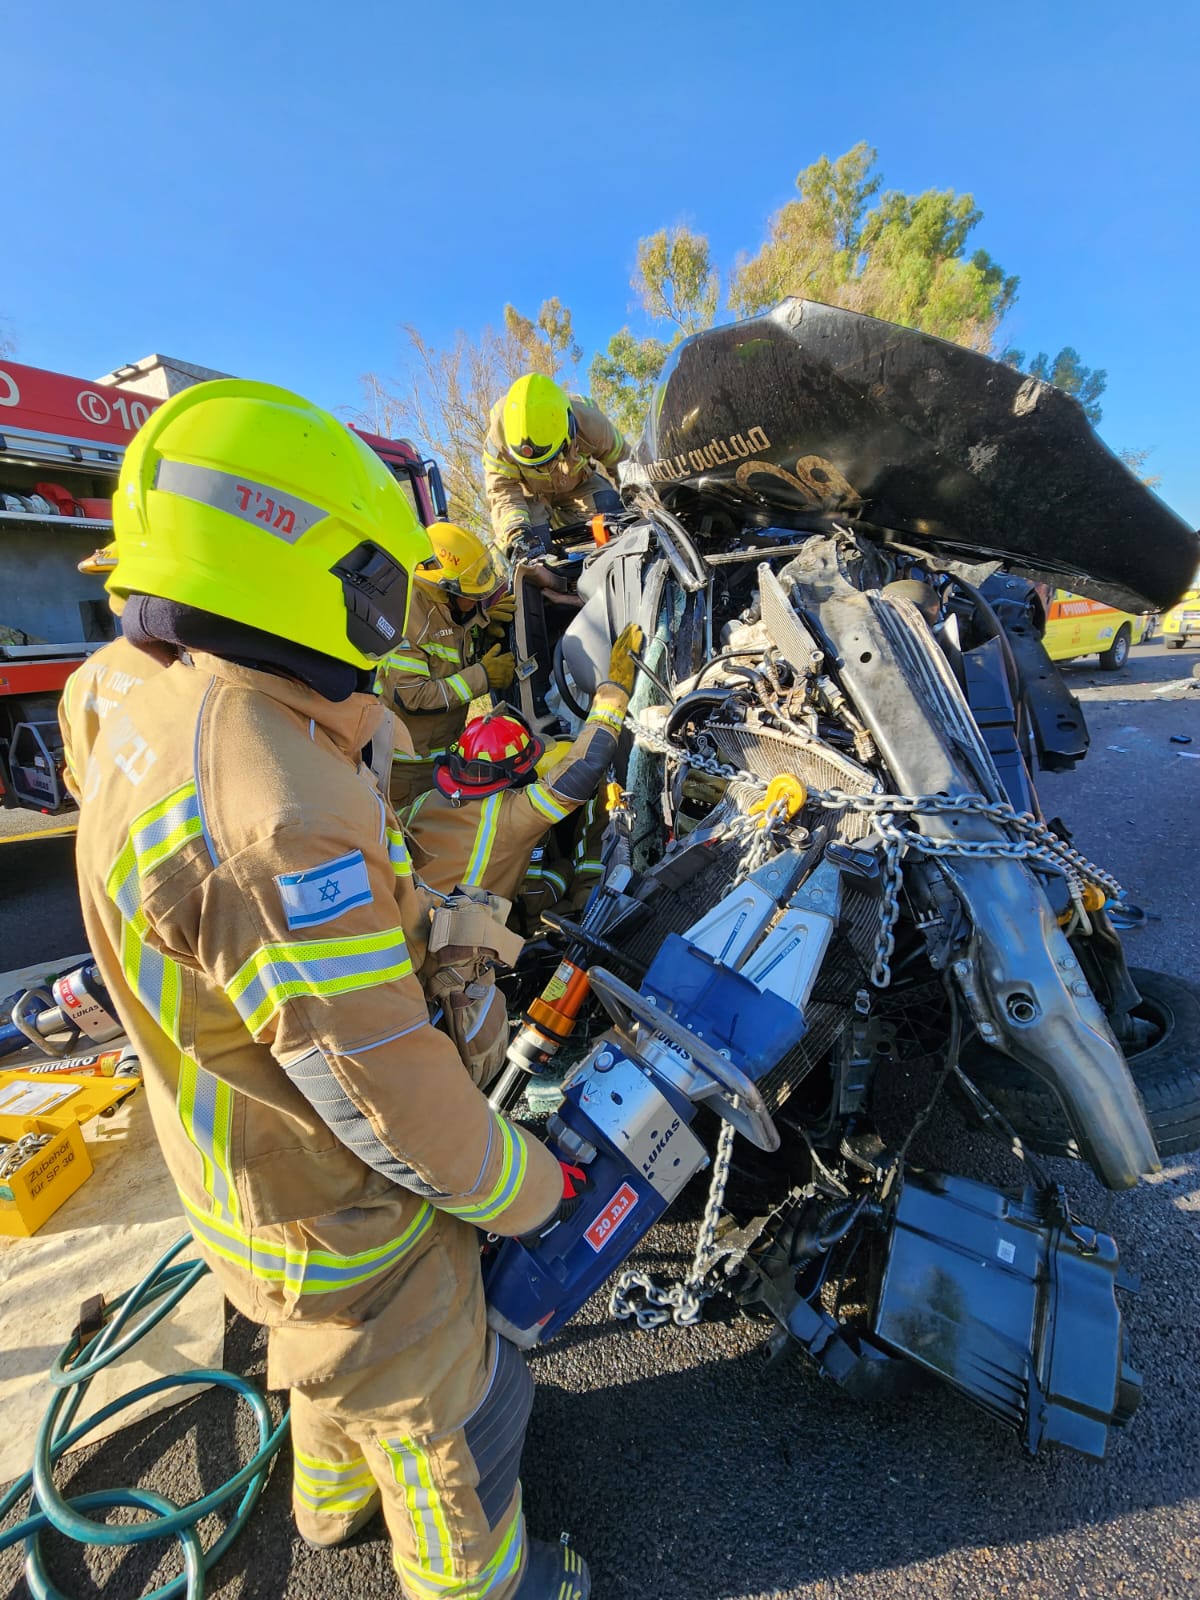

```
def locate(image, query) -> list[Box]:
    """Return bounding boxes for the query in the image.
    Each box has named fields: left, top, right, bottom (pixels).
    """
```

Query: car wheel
left=1167, top=636, right=1186, bottom=649
left=1098, top=624, right=1131, bottom=670
left=960, top=967, right=1200, bottom=1159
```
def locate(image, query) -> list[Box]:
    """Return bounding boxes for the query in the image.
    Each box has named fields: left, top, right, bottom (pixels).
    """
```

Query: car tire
left=961, top=967, right=1200, bottom=1159
left=1098, top=624, right=1131, bottom=670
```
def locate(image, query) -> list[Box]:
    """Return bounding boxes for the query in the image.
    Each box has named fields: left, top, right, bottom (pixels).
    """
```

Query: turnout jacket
left=59, top=643, right=560, bottom=1385
left=60, top=635, right=169, bottom=799
left=375, top=582, right=489, bottom=768
left=482, top=395, right=628, bottom=548
left=404, top=681, right=629, bottom=902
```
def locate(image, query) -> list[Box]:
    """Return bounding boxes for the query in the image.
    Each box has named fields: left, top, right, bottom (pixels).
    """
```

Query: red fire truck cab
left=0, top=356, right=446, bottom=812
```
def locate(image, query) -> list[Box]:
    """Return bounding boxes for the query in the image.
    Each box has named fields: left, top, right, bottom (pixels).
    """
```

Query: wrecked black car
left=485, top=299, right=1200, bottom=1460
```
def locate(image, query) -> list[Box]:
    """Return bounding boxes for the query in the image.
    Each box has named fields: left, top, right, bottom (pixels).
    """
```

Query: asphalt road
left=3, top=638, right=1199, bottom=1600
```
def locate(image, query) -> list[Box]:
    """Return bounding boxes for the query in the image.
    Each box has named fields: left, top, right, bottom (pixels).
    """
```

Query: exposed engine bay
left=485, top=300, right=1200, bottom=1461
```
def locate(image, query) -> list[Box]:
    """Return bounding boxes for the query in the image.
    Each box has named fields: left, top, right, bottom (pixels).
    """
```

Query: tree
left=589, top=226, right=719, bottom=436
left=729, top=143, right=1018, bottom=351
left=590, top=328, right=676, bottom=439
left=358, top=299, right=581, bottom=534
left=502, top=297, right=581, bottom=376
left=1117, top=445, right=1162, bottom=489
left=633, top=227, right=719, bottom=335
left=1003, top=345, right=1107, bottom=424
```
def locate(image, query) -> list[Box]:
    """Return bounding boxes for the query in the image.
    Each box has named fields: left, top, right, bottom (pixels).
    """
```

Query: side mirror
left=423, top=459, right=448, bottom=521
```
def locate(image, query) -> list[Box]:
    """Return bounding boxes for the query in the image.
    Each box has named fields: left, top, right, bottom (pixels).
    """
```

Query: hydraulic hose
left=0, top=1233, right=289, bottom=1600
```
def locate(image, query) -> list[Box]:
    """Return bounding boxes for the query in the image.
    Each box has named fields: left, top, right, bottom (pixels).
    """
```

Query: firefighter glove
left=482, top=644, right=516, bottom=690
left=486, top=592, right=517, bottom=625
left=509, top=525, right=553, bottom=564
left=519, top=1160, right=590, bottom=1244
left=606, top=623, right=644, bottom=695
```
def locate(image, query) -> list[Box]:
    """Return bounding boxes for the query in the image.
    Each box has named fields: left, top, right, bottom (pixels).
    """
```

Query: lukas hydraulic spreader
left=483, top=849, right=842, bottom=1346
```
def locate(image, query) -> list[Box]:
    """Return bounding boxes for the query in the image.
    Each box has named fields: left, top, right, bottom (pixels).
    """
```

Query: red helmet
left=433, top=712, right=546, bottom=801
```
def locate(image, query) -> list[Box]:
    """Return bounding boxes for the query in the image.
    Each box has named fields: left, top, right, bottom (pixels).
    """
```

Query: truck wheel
left=1098, top=624, right=1131, bottom=670
left=1167, top=636, right=1186, bottom=650
left=961, top=967, right=1200, bottom=1158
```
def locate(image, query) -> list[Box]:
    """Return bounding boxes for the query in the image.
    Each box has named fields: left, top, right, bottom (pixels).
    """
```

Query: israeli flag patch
left=276, top=849, right=373, bottom=930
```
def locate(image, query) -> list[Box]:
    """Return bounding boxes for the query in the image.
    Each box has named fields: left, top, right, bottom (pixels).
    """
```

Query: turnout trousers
left=286, top=1262, right=534, bottom=1600
left=525, top=472, right=615, bottom=536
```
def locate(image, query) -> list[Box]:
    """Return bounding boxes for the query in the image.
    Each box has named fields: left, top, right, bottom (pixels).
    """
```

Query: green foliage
left=361, top=147, right=1115, bottom=519
left=595, top=146, right=1029, bottom=443
left=589, top=226, right=720, bottom=437
left=590, top=328, right=674, bottom=439
left=1001, top=345, right=1107, bottom=424
left=634, top=228, right=720, bottom=334
left=1031, top=347, right=1107, bottom=424
left=729, top=144, right=1017, bottom=350
left=358, top=298, right=581, bottom=534
left=503, top=298, right=582, bottom=377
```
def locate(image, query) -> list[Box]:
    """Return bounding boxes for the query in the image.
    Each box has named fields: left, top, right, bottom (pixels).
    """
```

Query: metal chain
left=629, top=717, right=761, bottom=786
left=872, top=811, right=904, bottom=987
left=610, top=1118, right=737, bottom=1330
left=0, top=1132, right=51, bottom=1181
left=609, top=717, right=1128, bottom=1334
left=629, top=716, right=1126, bottom=992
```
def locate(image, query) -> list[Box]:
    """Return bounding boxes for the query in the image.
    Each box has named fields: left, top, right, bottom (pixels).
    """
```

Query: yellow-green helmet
left=502, top=374, right=575, bottom=468
left=110, top=379, right=432, bottom=668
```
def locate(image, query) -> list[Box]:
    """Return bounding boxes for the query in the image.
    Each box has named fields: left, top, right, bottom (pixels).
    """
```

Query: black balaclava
left=122, top=595, right=374, bottom=703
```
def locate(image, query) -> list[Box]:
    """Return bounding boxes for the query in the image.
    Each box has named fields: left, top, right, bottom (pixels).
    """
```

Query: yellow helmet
left=417, top=522, right=502, bottom=599
left=502, top=374, right=575, bottom=469
left=78, top=542, right=118, bottom=576
left=110, top=379, right=432, bottom=668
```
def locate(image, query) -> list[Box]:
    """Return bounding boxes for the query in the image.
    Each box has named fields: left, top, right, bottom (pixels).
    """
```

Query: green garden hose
left=0, top=1234, right=288, bottom=1600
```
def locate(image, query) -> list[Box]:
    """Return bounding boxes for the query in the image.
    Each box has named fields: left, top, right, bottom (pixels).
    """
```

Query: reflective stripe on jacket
left=482, top=394, right=628, bottom=546
left=375, top=584, right=490, bottom=762
left=404, top=681, right=629, bottom=901
left=60, top=643, right=560, bottom=1382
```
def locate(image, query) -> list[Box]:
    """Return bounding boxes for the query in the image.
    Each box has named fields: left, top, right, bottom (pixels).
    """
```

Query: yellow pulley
left=748, top=773, right=808, bottom=826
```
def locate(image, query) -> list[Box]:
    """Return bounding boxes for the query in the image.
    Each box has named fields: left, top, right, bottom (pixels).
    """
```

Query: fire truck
left=0, top=355, right=446, bottom=813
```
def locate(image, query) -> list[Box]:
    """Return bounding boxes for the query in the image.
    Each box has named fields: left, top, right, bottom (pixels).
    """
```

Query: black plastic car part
left=634, top=299, right=1199, bottom=614
left=873, top=1172, right=1140, bottom=1457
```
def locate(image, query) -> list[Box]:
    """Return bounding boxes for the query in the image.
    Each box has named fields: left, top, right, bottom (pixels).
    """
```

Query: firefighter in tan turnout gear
left=404, top=624, right=642, bottom=902
left=483, top=373, right=629, bottom=556
left=59, top=380, right=592, bottom=1600
left=376, top=520, right=517, bottom=812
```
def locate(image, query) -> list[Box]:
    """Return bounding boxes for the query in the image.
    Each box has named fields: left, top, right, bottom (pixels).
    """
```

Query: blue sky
left=4, top=0, right=1197, bottom=526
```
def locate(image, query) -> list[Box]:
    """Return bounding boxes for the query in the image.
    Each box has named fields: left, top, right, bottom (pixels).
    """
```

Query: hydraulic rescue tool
left=0, top=961, right=125, bottom=1061
left=484, top=848, right=835, bottom=1344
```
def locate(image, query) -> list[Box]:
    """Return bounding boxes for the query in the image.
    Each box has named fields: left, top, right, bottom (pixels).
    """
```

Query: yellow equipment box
left=0, top=1071, right=138, bottom=1137
left=0, top=1117, right=93, bottom=1238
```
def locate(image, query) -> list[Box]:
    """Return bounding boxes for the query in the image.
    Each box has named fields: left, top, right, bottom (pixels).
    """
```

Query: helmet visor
left=331, top=542, right=411, bottom=660
left=512, top=437, right=566, bottom=469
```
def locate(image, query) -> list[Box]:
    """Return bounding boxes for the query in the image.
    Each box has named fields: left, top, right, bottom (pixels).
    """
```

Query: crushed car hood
left=632, top=299, right=1200, bottom=614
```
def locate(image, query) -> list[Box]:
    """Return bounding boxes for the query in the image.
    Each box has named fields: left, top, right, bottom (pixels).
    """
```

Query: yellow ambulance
left=1041, top=589, right=1149, bottom=671
left=1161, top=580, right=1200, bottom=650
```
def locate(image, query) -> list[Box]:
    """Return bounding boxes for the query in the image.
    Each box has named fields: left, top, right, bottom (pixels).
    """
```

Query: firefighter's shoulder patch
left=275, top=850, right=373, bottom=930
